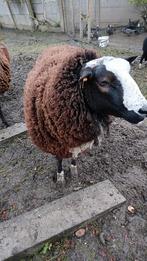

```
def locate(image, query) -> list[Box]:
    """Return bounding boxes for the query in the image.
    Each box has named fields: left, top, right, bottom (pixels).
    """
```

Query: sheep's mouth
left=120, top=110, right=144, bottom=124
left=139, top=109, right=147, bottom=115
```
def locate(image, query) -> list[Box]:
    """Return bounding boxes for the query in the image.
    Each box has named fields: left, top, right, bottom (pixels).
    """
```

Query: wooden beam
left=79, top=0, right=83, bottom=39
left=5, top=0, right=17, bottom=29
left=57, top=0, right=66, bottom=32
left=0, top=123, right=27, bottom=144
left=0, top=180, right=126, bottom=261
left=69, top=0, right=75, bottom=35
left=25, top=0, right=35, bottom=29
left=87, top=0, right=93, bottom=42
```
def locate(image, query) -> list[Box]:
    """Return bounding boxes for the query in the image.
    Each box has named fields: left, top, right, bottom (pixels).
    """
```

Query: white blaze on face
left=86, top=56, right=147, bottom=113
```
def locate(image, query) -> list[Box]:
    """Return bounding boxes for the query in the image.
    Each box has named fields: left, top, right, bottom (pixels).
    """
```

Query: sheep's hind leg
left=53, top=157, right=65, bottom=183
left=70, top=158, right=78, bottom=177
left=139, top=54, right=145, bottom=69
left=145, top=55, right=147, bottom=66
left=0, top=105, right=9, bottom=127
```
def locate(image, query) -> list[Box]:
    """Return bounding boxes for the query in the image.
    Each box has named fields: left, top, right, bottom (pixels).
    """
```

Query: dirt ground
left=0, top=29, right=147, bottom=261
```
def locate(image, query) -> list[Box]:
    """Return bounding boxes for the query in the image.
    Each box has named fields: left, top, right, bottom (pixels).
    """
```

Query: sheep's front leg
left=53, top=156, right=65, bottom=183
left=0, top=106, right=9, bottom=127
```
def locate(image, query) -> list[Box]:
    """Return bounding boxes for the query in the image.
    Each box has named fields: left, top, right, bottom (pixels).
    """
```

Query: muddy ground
left=0, top=29, right=147, bottom=260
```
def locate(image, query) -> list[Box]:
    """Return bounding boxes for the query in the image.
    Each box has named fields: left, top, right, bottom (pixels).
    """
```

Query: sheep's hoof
left=69, top=164, right=79, bottom=183
left=70, top=164, right=78, bottom=176
left=53, top=171, right=65, bottom=184
left=139, top=63, right=142, bottom=69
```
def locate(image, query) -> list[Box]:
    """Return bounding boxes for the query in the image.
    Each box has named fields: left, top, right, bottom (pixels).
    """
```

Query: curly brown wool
left=24, top=45, right=110, bottom=158
left=0, top=43, right=10, bottom=94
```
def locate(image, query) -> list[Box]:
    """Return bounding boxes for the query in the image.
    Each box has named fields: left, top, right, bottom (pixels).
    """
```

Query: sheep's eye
left=99, top=80, right=109, bottom=86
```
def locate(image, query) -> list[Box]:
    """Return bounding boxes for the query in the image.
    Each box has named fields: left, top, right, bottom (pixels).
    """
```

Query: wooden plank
left=5, top=0, right=17, bottom=28
left=0, top=123, right=27, bottom=144
left=87, top=0, right=93, bottom=42
left=0, top=180, right=126, bottom=261
left=57, top=0, right=66, bottom=32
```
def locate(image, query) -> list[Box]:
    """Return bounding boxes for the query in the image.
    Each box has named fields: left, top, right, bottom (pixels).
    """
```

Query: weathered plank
left=0, top=180, right=126, bottom=261
left=0, top=123, right=27, bottom=144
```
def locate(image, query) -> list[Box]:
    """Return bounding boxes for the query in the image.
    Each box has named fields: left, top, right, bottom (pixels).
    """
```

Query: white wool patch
left=86, top=57, right=147, bottom=113
left=86, top=56, right=115, bottom=69
left=69, top=140, right=94, bottom=158
left=69, top=124, right=104, bottom=158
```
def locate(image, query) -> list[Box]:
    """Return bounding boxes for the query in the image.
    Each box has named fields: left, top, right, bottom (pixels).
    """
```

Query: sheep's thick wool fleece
left=24, top=45, right=99, bottom=158
left=0, top=44, right=10, bottom=94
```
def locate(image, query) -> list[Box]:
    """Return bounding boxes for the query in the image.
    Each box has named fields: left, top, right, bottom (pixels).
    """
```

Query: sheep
left=0, top=43, right=10, bottom=127
left=139, top=37, right=147, bottom=69
left=24, top=45, right=147, bottom=183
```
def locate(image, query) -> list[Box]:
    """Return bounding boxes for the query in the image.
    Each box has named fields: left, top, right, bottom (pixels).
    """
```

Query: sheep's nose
left=139, top=104, right=147, bottom=115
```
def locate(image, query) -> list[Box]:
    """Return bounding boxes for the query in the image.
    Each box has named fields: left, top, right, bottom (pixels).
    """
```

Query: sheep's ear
left=124, top=56, right=138, bottom=64
left=79, top=67, right=93, bottom=83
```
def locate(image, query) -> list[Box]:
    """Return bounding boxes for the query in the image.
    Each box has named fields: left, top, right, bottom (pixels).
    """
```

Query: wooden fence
left=0, top=0, right=139, bottom=32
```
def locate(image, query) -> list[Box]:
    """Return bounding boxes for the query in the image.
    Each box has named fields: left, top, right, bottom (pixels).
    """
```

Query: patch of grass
left=28, top=222, right=101, bottom=261
left=27, top=236, right=75, bottom=261
left=9, top=41, right=65, bottom=56
left=7, top=29, right=136, bottom=58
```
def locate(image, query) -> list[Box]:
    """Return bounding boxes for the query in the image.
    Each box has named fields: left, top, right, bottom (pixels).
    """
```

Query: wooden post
left=80, top=13, right=83, bottom=39
left=98, top=0, right=101, bottom=27
left=25, top=0, right=35, bottom=18
left=57, top=0, right=66, bottom=32
left=5, top=0, right=17, bottom=29
left=95, top=0, right=100, bottom=26
left=63, top=0, right=75, bottom=35
left=87, top=0, right=93, bottom=43
left=79, top=0, right=83, bottom=39
left=69, top=0, right=75, bottom=35
left=25, top=0, right=35, bottom=29
left=61, top=0, right=67, bottom=33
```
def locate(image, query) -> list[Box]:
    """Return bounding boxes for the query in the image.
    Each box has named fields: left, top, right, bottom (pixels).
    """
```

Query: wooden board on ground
left=0, top=123, right=27, bottom=144
left=0, top=180, right=126, bottom=261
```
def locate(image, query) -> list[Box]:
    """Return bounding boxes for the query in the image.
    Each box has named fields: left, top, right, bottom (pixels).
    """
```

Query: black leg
left=139, top=54, right=145, bottom=68
left=0, top=105, right=9, bottom=127
left=53, top=156, right=65, bottom=183
left=57, top=156, right=63, bottom=173
left=140, top=53, right=145, bottom=64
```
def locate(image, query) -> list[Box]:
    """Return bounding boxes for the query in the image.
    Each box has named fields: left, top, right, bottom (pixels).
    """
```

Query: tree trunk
left=79, top=0, right=83, bottom=39
left=87, top=0, right=93, bottom=43
left=69, top=0, right=75, bottom=35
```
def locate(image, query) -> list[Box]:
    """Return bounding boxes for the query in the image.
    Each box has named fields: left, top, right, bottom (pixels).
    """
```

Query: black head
left=79, top=56, right=147, bottom=124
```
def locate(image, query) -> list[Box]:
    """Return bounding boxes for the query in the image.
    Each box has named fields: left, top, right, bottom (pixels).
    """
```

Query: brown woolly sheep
left=0, top=43, right=10, bottom=127
left=24, top=45, right=147, bottom=183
